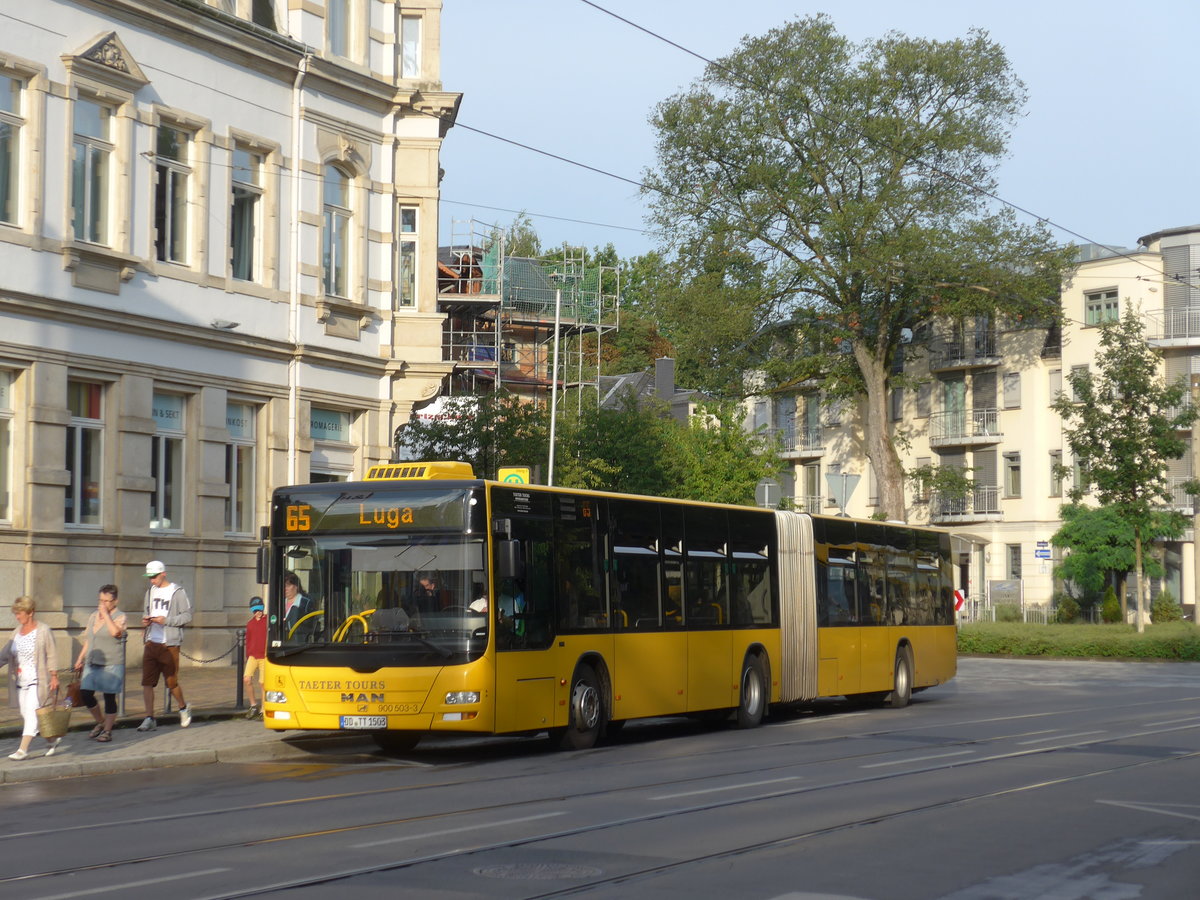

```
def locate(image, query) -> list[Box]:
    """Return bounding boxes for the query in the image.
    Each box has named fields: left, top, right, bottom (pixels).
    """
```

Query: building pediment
left=62, top=32, right=149, bottom=92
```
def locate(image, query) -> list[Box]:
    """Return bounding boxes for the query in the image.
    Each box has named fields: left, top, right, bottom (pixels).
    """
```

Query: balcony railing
left=777, top=426, right=823, bottom=456
left=1163, top=476, right=1199, bottom=512
left=929, top=408, right=1001, bottom=447
left=1144, top=308, right=1200, bottom=343
left=929, top=334, right=1000, bottom=371
left=930, top=485, right=1001, bottom=523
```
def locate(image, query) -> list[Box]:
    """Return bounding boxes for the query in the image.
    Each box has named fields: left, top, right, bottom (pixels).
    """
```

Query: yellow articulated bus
left=260, top=462, right=957, bottom=751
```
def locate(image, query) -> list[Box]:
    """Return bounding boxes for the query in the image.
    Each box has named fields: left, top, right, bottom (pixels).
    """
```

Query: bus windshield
left=270, top=534, right=489, bottom=664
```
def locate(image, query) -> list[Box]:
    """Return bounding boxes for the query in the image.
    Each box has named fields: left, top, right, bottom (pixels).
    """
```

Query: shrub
left=1054, top=593, right=1080, bottom=624
left=1151, top=588, right=1183, bottom=624
left=1100, top=586, right=1122, bottom=623
left=995, top=603, right=1022, bottom=623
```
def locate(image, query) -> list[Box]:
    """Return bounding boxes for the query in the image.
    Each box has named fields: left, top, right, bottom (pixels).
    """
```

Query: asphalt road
left=3, top=657, right=1200, bottom=900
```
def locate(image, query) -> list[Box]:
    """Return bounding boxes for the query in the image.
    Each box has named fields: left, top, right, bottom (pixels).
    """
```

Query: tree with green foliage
left=1050, top=503, right=1172, bottom=609
left=1052, top=309, right=1198, bottom=632
left=396, top=392, right=549, bottom=481
left=399, top=389, right=782, bottom=506
left=643, top=15, right=1075, bottom=520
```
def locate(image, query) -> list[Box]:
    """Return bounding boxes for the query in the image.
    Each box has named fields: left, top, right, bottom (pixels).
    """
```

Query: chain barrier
left=178, top=642, right=238, bottom=665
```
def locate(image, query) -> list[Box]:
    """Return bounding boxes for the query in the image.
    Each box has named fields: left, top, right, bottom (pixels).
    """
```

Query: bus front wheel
left=735, top=655, right=766, bottom=729
left=887, top=650, right=913, bottom=709
left=558, top=664, right=604, bottom=750
left=374, top=731, right=421, bottom=753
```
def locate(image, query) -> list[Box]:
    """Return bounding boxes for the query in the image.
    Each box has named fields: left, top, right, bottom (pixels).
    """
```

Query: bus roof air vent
left=364, top=461, right=476, bottom=481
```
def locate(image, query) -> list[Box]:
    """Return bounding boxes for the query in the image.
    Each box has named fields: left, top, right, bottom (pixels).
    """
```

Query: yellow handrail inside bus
left=333, top=613, right=372, bottom=642
left=286, top=609, right=324, bottom=640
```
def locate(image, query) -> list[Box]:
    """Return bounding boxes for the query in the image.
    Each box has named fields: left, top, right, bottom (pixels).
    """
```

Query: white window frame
left=71, top=96, right=113, bottom=245
left=150, top=392, right=186, bottom=532
left=1085, top=289, right=1119, bottom=326
left=225, top=401, right=256, bottom=534
left=1007, top=543, right=1022, bottom=581
left=154, top=122, right=191, bottom=264
left=0, top=73, right=23, bottom=227
left=0, top=369, right=14, bottom=522
left=1004, top=452, right=1021, bottom=498
left=230, top=145, right=263, bottom=281
left=1049, top=450, right=1062, bottom=498
left=400, top=15, right=422, bottom=78
left=322, top=164, right=352, bottom=298
left=396, top=204, right=417, bottom=308
left=66, top=380, right=104, bottom=527
left=327, top=0, right=354, bottom=60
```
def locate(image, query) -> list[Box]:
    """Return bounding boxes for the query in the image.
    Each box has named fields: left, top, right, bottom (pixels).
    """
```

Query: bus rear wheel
left=558, top=664, right=604, bottom=750
left=373, top=731, right=421, bottom=753
left=735, top=655, right=766, bottom=729
left=887, top=650, right=913, bottom=709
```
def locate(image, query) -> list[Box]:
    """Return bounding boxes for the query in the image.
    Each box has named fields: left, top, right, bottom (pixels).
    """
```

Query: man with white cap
left=138, top=560, right=193, bottom=731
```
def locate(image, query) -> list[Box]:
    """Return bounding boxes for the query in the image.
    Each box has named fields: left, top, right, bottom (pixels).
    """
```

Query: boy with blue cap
left=244, top=597, right=267, bottom=719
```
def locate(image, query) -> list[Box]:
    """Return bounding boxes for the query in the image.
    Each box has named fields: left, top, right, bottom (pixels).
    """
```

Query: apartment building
left=760, top=226, right=1200, bottom=615
left=0, top=0, right=458, bottom=656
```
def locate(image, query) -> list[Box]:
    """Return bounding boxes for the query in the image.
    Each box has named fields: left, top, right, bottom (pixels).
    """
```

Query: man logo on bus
left=342, top=692, right=385, bottom=703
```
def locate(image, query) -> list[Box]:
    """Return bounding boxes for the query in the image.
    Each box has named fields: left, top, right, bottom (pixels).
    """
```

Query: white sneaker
left=179, top=707, right=192, bottom=728
left=137, top=717, right=157, bottom=732
left=8, top=749, right=27, bottom=760
left=44, top=738, right=62, bottom=757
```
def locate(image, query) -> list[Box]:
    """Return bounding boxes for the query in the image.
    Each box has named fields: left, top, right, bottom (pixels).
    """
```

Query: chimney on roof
left=655, top=357, right=675, bottom=402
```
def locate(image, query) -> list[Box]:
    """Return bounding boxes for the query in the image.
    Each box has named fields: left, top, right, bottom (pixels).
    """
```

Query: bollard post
left=235, top=627, right=246, bottom=709
left=119, top=633, right=128, bottom=717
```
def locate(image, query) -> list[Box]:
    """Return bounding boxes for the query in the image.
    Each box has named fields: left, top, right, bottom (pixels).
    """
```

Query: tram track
left=7, top=709, right=1200, bottom=896
left=193, top=747, right=1200, bottom=899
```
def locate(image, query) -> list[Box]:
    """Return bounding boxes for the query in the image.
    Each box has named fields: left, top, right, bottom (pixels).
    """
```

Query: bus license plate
left=340, top=715, right=387, bottom=729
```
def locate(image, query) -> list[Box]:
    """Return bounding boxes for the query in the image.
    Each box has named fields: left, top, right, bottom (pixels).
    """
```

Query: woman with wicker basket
left=1, top=596, right=61, bottom=760
left=74, top=584, right=126, bottom=743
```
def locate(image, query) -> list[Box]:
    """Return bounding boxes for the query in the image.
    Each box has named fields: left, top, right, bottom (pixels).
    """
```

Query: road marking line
left=1143, top=717, right=1200, bottom=727
left=861, top=750, right=973, bottom=768
left=1018, top=731, right=1104, bottom=745
left=651, top=776, right=801, bottom=800
left=32, top=868, right=230, bottom=900
left=351, top=812, right=565, bottom=848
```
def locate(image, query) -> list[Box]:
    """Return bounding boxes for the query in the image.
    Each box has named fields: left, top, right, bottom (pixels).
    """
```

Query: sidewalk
left=0, top=666, right=368, bottom=784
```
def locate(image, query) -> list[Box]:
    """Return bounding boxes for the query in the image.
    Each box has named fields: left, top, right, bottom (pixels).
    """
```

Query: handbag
left=36, top=692, right=72, bottom=739
left=63, top=669, right=83, bottom=709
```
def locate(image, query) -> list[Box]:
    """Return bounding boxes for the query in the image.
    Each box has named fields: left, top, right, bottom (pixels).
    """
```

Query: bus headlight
left=265, top=690, right=288, bottom=704
left=444, top=691, right=480, bottom=705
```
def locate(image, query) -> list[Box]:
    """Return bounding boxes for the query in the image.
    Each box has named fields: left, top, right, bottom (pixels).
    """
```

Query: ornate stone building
left=0, top=0, right=458, bottom=657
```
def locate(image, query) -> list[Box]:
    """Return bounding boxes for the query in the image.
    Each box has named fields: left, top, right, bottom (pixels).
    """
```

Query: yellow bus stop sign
left=498, top=467, right=530, bottom=484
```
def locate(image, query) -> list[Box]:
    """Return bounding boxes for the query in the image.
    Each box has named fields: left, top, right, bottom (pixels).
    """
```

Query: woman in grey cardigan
left=1, top=596, right=61, bottom=760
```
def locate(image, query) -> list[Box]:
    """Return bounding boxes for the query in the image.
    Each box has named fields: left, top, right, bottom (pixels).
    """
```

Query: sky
left=438, top=0, right=1200, bottom=261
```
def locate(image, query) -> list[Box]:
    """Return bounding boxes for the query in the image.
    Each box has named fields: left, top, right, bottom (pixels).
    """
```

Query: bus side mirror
left=496, top=540, right=522, bottom=580
left=256, top=546, right=269, bottom=585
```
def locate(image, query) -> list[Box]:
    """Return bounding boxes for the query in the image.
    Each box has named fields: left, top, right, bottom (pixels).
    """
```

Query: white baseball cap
left=145, top=560, right=166, bottom=577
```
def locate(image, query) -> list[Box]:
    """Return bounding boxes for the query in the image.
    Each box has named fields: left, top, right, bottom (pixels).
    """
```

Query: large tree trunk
left=854, top=345, right=906, bottom=521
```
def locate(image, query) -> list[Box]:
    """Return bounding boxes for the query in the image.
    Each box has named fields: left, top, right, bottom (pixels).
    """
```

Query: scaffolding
left=438, top=219, right=620, bottom=404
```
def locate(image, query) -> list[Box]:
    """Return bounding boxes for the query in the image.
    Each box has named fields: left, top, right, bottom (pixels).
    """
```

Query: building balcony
left=1144, top=308, right=1200, bottom=348
left=777, top=426, right=824, bottom=459
left=929, top=408, right=1001, bottom=448
left=1162, top=476, right=1199, bottom=514
left=929, top=485, right=1002, bottom=524
left=928, top=335, right=1001, bottom=371
left=794, top=494, right=825, bottom=514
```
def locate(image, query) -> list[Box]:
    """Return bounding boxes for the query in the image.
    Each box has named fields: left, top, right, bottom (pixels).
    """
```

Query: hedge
left=957, top=622, right=1200, bottom=661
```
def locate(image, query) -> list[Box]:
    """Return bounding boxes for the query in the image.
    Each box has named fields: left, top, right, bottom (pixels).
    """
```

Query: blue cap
left=249, top=597, right=264, bottom=612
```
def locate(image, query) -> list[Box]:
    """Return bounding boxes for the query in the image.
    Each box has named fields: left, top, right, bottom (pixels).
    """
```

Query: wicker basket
left=36, top=705, right=72, bottom=739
